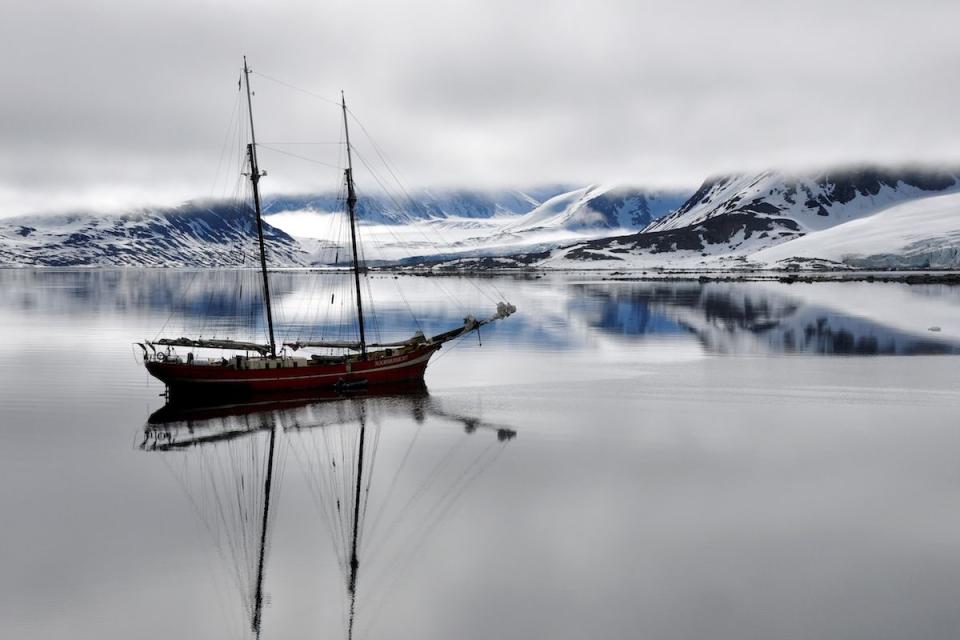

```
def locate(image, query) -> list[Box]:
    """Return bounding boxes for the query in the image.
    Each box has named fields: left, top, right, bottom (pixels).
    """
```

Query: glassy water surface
left=3, top=269, right=960, bottom=640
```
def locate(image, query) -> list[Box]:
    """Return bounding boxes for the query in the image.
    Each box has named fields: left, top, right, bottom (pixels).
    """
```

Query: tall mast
left=243, top=56, right=277, bottom=358
left=341, top=92, right=367, bottom=359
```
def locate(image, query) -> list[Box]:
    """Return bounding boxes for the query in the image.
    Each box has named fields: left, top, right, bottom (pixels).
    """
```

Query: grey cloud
left=3, top=0, right=960, bottom=215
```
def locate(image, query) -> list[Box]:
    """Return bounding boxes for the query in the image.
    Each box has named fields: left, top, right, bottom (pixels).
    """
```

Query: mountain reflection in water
left=140, top=387, right=516, bottom=639
left=3, top=269, right=958, bottom=358
left=572, top=282, right=960, bottom=355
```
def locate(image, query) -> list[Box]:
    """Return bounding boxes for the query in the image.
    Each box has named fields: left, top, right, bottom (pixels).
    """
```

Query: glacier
left=751, top=192, right=960, bottom=269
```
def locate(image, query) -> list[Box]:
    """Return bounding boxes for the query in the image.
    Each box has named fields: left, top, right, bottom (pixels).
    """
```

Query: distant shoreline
left=4, top=264, right=960, bottom=285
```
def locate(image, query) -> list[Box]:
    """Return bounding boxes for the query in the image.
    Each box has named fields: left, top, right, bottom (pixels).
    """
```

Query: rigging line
left=307, top=218, right=341, bottom=340
left=429, top=328, right=476, bottom=363
left=334, top=127, right=419, bottom=339
left=154, top=268, right=201, bottom=340
left=357, top=418, right=382, bottom=553
left=347, top=175, right=469, bottom=317
left=257, top=144, right=343, bottom=169
left=288, top=268, right=317, bottom=341
left=362, top=442, right=507, bottom=638
left=338, top=248, right=350, bottom=345
left=340, top=181, right=422, bottom=329
left=487, top=279, right=509, bottom=302
left=363, top=435, right=469, bottom=566
left=349, top=149, right=494, bottom=309
left=258, top=141, right=345, bottom=145
left=354, top=224, right=383, bottom=343
left=289, top=432, right=344, bottom=559
left=179, top=429, right=273, bottom=618
left=347, top=110, right=477, bottom=257
left=250, top=70, right=343, bottom=107
left=210, top=93, right=243, bottom=200
left=364, top=443, right=505, bottom=628
left=300, top=169, right=346, bottom=346
left=416, top=442, right=502, bottom=535
left=307, top=139, right=345, bottom=346
left=186, top=460, right=241, bottom=637
left=364, top=418, right=425, bottom=540
left=308, top=424, right=347, bottom=568
left=362, top=227, right=422, bottom=330
left=343, top=132, right=500, bottom=308
left=290, top=268, right=319, bottom=344
left=160, top=450, right=243, bottom=596
left=349, top=148, right=416, bottom=222
left=346, top=108, right=421, bottom=212
left=384, top=440, right=498, bottom=579
left=391, top=275, right=423, bottom=333
left=355, top=219, right=422, bottom=334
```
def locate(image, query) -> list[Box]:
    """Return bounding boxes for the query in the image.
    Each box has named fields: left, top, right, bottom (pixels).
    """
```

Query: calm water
left=3, top=269, right=960, bottom=640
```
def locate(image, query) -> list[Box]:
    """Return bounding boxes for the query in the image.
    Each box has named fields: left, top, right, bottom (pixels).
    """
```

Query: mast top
left=341, top=91, right=357, bottom=208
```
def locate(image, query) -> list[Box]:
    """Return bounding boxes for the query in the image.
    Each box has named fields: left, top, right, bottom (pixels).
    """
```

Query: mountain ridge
left=0, top=203, right=305, bottom=267
left=4, top=166, right=960, bottom=269
left=535, top=166, right=960, bottom=269
left=647, top=166, right=959, bottom=233
left=0, top=183, right=687, bottom=267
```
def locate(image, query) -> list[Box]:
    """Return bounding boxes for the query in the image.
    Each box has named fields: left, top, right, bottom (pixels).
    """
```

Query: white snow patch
left=752, top=192, right=960, bottom=268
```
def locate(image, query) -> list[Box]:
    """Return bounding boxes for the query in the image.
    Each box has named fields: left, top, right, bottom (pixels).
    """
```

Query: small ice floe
left=928, top=326, right=942, bottom=332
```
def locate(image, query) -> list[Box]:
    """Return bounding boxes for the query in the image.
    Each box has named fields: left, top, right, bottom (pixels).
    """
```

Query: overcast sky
left=3, top=0, right=960, bottom=216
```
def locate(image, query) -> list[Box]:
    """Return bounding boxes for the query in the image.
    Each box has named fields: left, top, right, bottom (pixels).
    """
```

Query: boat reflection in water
left=140, top=384, right=516, bottom=639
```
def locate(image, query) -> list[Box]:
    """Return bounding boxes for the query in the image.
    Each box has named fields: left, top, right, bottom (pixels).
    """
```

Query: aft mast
left=243, top=56, right=277, bottom=358
left=341, top=92, right=367, bottom=359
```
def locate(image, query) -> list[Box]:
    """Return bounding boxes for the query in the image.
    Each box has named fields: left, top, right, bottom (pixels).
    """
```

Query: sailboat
left=141, top=58, right=515, bottom=398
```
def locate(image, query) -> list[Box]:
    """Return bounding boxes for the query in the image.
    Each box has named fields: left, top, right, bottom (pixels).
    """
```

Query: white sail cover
left=153, top=337, right=273, bottom=355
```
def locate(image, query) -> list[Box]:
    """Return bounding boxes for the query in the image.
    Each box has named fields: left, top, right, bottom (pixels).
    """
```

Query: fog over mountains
left=528, top=167, right=960, bottom=270
left=2, top=166, right=959, bottom=269
left=0, top=184, right=691, bottom=267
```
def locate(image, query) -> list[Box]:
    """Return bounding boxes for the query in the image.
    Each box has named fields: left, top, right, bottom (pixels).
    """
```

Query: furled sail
left=152, top=337, right=273, bottom=355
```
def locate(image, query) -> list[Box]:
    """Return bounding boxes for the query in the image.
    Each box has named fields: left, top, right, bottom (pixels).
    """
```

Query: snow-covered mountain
left=0, top=184, right=688, bottom=268
left=647, top=167, right=960, bottom=233
left=536, top=167, right=960, bottom=269
left=266, top=184, right=690, bottom=265
left=504, top=185, right=689, bottom=232
left=8, top=166, right=958, bottom=270
left=0, top=203, right=305, bottom=267
left=752, top=191, right=960, bottom=269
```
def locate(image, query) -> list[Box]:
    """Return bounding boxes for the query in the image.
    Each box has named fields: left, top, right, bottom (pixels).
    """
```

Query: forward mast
left=242, top=56, right=277, bottom=357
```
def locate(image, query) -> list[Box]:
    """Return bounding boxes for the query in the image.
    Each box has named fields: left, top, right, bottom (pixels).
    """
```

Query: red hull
left=146, top=343, right=440, bottom=398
